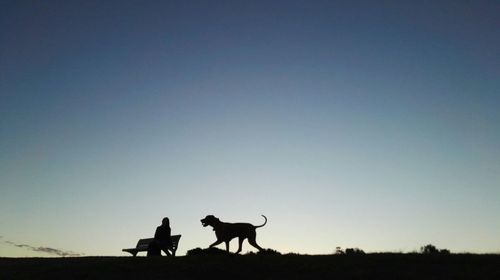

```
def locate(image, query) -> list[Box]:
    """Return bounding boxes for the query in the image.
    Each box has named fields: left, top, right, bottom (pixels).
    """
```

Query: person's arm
left=154, top=226, right=161, bottom=240
left=166, top=227, right=172, bottom=247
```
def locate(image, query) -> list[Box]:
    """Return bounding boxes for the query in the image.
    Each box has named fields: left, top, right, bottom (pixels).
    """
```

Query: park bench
left=122, top=235, right=181, bottom=256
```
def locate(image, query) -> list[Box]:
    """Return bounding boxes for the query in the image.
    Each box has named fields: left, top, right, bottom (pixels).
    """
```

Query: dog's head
left=201, top=215, right=220, bottom=227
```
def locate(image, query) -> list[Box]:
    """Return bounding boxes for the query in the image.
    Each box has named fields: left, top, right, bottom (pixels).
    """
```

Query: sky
left=1, top=0, right=499, bottom=257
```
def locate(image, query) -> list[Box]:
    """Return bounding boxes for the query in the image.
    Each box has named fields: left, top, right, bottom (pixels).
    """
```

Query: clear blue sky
left=1, top=0, right=499, bottom=257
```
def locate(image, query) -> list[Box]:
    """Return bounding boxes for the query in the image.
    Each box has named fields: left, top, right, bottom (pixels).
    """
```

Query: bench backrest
left=135, top=235, right=181, bottom=250
left=136, top=238, right=154, bottom=250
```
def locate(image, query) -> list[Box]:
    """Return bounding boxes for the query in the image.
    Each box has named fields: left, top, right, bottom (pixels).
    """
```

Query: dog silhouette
left=201, top=215, right=267, bottom=254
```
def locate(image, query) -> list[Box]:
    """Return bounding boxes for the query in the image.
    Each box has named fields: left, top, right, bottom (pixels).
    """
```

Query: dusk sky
left=1, top=0, right=499, bottom=257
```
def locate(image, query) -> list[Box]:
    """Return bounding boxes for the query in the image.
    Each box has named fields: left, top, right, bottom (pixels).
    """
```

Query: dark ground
left=1, top=253, right=500, bottom=280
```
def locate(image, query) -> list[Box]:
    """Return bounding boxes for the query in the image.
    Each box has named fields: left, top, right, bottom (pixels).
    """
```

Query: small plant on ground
left=420, top=244, right=450, bottom=254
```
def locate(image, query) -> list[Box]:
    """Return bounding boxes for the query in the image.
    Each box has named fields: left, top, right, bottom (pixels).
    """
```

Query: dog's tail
left=254, top=215, right=267, bottom=228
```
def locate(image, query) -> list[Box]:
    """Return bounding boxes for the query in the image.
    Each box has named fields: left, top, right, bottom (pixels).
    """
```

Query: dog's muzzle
left=201, top=219, right=208, bottom=227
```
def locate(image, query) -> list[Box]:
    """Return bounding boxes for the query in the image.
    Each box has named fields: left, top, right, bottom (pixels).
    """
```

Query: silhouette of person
left=147, top=217, right=173, bottom=256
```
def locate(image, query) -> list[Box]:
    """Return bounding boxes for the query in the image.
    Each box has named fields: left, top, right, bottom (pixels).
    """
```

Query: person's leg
left=159, top=242, right=172, bottom=256
left=147, top=241, right=161, bottom=257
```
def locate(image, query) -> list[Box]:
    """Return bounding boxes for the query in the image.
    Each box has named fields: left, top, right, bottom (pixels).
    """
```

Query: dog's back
left=222, top=222, right=256, bottom=239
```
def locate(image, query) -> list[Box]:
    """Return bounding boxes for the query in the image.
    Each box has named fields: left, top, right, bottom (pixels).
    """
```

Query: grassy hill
left=1, top=253, right=500, bottom=279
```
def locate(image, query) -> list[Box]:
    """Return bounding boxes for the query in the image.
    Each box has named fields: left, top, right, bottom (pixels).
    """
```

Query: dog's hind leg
left=248, top=232, right=264, bottom=251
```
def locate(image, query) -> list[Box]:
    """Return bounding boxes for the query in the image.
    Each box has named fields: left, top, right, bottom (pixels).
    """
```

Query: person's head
left=161, top=217, right=170, bottom=227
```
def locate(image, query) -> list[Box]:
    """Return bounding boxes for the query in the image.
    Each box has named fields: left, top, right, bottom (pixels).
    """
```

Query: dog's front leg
left=209, top=240, right=223, bottom=249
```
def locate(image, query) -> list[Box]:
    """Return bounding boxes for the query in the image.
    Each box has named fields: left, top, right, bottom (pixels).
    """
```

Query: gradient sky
left=1, top=0, right=499, bottom=257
